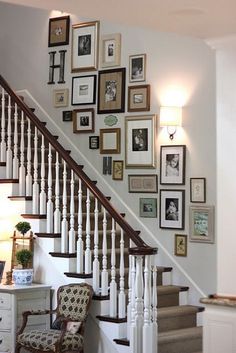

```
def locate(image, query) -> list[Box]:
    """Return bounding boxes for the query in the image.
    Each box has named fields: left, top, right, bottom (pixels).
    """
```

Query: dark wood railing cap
left=129, top=246, right=158, bottom=256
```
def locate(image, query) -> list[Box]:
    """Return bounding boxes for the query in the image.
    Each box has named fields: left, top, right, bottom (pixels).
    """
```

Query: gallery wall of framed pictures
left=47, top=15, right=215, bottom=254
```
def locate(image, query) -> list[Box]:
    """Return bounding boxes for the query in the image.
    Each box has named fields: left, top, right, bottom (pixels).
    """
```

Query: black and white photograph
left=139, top=198, right=157, bottom=218
left=125, top=115, right=156, bottom=168
left=72, top=75, right=96, bottom=105
left=160, top=145, right=186, bottom=185
left=78, top=35, right=91, bottom=56
left=105, top=80, right=117, bottom=102
left=129, top=54, right=146, bottom=82
left=89, top=136, right=99, bottom=149
left=132, top=128, right=148, bottom=151
left=73, top=108, right=94, bottom=133
left=134, top=94, right=143, bottom=104
left=100, top=33, right=121, bottom=68
left=62, top=110, right=72, bottom=122
left=72, top=21, right=99, bottom=72
left=128, top=84, right=150, bottom=112
left=160, top=190, right=185, bottom=229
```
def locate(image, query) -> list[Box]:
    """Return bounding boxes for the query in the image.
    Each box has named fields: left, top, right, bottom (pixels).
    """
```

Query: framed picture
left=71, top=75, right=96, bottom=105
left=175, top=234, right=187, bottom=257
left=0, top=261, right=5, bottom=283
left=72, top=21, right=99, bottom=72
left=128, top=85, right=150, bottom=112
left=190, top=178, right=206, bottom=203
left=48, top=16, right=70, bottom=47
left=62, top=111, right=72, bottom=122
left=103, top=156, right=112, bottom=175
left=112, top=160, right=124, bottom=180
left=189, top=206, right=214, bottom=243
left=100, top=33, right=121, bottom=68
left=128, top=174, right=158, bottom=193
left=139, top=198, right=157, bottom=218
left=125, top=115, right=156, bottom=168
left=73, top=108, right=94, bottom=133
left=97, top=68, right=126, bottom=114
left=100, top=128, right=121, bottom=154
left=89, top=136, right=99, bottom=149
left=53, top=89, right=69, bottom=107
left=160, top=145, right=186, bottom=185
left=129, top=54, right=146, bottom=82
left=160, top=189, right=185, bottom=230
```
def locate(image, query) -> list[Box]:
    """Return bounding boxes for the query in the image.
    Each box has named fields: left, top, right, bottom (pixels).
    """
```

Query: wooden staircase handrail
left=0, top=74, right=157, bottom=253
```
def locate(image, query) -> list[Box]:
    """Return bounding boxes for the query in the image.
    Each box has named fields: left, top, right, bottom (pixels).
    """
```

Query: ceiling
left=1, top=0, right=236, bottom=39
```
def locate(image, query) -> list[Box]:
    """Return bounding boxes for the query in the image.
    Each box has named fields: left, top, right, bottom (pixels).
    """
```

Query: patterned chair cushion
left=17, top=329, right=83, bottom=352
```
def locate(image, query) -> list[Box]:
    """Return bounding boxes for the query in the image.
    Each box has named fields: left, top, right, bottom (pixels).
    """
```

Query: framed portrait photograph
left=71, top=75, right=96, bottom=105
left=129, top=54, right=146, bottom=82
left=128, top=174, right=158, bottom=193
left=89, top=136, right=99, bottom=149
left=97, top=68, right=126, bottom=114
left=48, top=16, right=70, bottom=47
left=175, top=234, right=187, bottom=257
left=100, top=33, right=121, bottom=68
left=190, top=178, right=206, bottom=203
left=125, top=115, right=156, bottom=168
left=62, top=110, right=72, bottom=122
left=189, top=206, right=214, bottom=243
left=72, top=21, right=99, bottom=72
left=160, top=145, right=186, bottom=185
left=128, top=85, right=150, bottom=112
left=53, top=89, right=69, bottom=107
left=112, top=160, right=124, bottom=180
left=139, top=198, right=157, bottom=218
left=100, top=128, right=121, bottom=154
left=160, top=189, right=185, bottom=230
left=73, top=108, right=94, bottom=133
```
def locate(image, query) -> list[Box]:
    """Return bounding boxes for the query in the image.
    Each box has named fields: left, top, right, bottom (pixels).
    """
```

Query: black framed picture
left=48, top=16, right=70, bottom=47
left=89, top=136, right=99, bottom=149
left=72, top=75, right=96, bottom=105
left=160, top=189, right=185, bottom=229
left=62, top=111, right=72, bottom=122
left=160, top=145, right=186, bottom=185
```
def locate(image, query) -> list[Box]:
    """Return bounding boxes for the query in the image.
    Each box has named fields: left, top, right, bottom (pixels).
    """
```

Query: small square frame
left=190, top=178, right=206, bottom=203
left=98, top=68, right=126, bottom=114
left=89, top=136, right=99, bottom=149
left=175, top=234, right=187, bottom=257
left=48, top=16, right=70, bottom=47
left=125, top=115, right=156, bottom=168
left=139, top=198, right=157, bottom=218
left=160, top=189, right=185, bottom=229
left=112, top=160, right=124, bottom=180
left=129, top=54, right=146, bottom=82
left=73, top=108, right=94, bottom=133
left=100, top=128, right=121, bottom=154
left=72, top=20, right=99, bottom=72
left=53, top=89, right=69, bottom=107
left=128, top=174, right=158, bottom=193
left=189, top=205, right=214, bottom=243
left=72, top=75, right=96, bottom=105
left=62, top=111, right=72, bottom=122
left=128, top=85, right=150, bottom=112
left=100, top=33, right=121, bottom=68
left=160, top=145, right=186, bottom=185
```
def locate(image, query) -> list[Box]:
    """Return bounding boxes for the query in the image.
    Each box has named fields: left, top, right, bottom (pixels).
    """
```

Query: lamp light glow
left=160, top=106, right=182, bottom=140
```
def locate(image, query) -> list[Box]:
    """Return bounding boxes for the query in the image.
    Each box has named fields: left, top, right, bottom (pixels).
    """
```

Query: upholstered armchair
left=15, top=283, right=93, bottom=353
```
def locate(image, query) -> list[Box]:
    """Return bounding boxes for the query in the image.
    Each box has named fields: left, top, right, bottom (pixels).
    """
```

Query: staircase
left=0, top=75, right=203, bottom=353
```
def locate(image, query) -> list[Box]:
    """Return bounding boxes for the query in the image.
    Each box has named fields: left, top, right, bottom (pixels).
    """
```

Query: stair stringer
left=17, top=89, right=206, bottom=305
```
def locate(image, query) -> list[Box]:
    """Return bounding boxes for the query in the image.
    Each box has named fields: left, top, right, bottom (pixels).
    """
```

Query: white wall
left=0, top=2, right=217, bottom=295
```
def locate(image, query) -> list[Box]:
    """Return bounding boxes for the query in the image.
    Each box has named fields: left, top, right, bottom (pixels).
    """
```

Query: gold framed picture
left=53, top=89, right=69, bottom=108
left=100, top=33, right=121, bottom=68
left=100, top=128, right=121, bottom=154
left=73, top=108, right=94, bottom=133
left=128, top=84, right=150, bottom=112
left=112, top=160, right=123, bottom=180
left=175, top=234, right=187, bottom=257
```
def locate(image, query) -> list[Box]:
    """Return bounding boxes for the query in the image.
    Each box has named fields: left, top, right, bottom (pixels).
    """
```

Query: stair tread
left=158, top=305, right=204, bottom=318
left=157, top=285, right=189, bottom=294
left=159, top=326, right=202, bottom=343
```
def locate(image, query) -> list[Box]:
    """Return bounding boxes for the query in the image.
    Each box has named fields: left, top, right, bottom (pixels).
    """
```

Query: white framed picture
left=100, top=33, right=121, bottom=68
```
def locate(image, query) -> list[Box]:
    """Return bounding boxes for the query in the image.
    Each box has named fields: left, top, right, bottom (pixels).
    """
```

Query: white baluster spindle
left=61, top=160, right=68, bottom=252
left=46, top=143, right=53, bottom=231
left=54, top=152, right=61, bottom=233
left=110, top=218, right=117, bottom=317
left=76, top=178, right=83, bottom=272
left=119, top=228, right=126, bottom=318
left=93, top=198, right=100, bottom=294
left=135, top=255, right=144, bottom=353
left=143, top=255, right=152, bottom=353
left=101, top=207, right=108, bottom=296
left=6, top=95, right=12, bottom=178
left=26, top=118, right=32, bottom=196
left=12, top=103, right=18, bottom=178
left=127, top=240, right=133, bottom=340
left=130, top=255, right=137, bottom=353
left=1, top=87, right=6, bottom=162
left=85, top=188, right=91, bottom=273
left=32, top=126, right=39, bottom=214
left=40, top=135, right=46, bottom=214
left=69, top=170, right=75, bottom=253
left=152, top=266, right=158, bottom=353
left=19, top=110, right=25, bottom=195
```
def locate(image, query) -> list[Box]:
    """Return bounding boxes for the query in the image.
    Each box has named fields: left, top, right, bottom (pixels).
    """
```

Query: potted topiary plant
left=12, top=222, right=34, bottom=285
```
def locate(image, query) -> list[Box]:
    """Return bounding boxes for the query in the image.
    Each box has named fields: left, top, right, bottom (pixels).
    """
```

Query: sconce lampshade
left=160, top=106, right=182, bottom=127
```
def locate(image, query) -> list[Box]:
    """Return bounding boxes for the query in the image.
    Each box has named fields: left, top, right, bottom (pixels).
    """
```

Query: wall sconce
left=160, top=106, right=182, bottom=140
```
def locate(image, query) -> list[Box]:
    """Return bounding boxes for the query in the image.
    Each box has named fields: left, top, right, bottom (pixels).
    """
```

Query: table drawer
left=0, top=294, right=11, bottom=310
left=0, top=331, right=12, bottom=352
left=0, top=310, right=11, bottom=329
